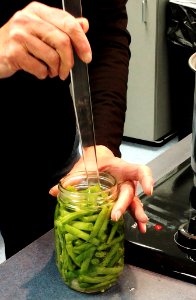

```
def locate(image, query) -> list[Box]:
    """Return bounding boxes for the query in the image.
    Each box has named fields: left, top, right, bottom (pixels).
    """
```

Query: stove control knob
left=175, top=222, right=196, bottom=249
left=174, top=220, right=196, bottom=261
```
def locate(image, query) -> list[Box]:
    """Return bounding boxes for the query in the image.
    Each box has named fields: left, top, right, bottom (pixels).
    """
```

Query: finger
left=21, top=35, right=61, bottom=78
left=77, top=18, right=89, bottom=33
left=8, top=42, right=50, bottom=79
left=100, top=160, right=154, bottom=196
left=38, top=26, right=74, bottom=80
left=27, top=2, right=92, bottom=63
left=129, top=196, right=149, bottom=224
left=137, top=221, right=147, bottom=234
left=6, top=10, right=71, bottom=79
left=111, top=181, right=135, bottom=221
left=14, top=12, right=74, bottom=79
left=121, top=163, right=154, bottom=196
left=137, top=167, right=154, bottom=196
left=49, top=184, right=58, bottom=196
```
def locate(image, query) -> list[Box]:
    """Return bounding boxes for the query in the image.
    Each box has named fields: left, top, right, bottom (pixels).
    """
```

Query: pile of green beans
left=54, top=185, right=125, bottom=293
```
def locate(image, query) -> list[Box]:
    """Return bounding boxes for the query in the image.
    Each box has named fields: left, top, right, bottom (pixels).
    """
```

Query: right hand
left=0, top=2, right=92, bottom=79
left=49, top=145, right=154, bottom=233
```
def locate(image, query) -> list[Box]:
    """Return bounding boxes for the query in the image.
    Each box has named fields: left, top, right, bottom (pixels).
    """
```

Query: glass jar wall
left=54, top=171, right=125, bottom=293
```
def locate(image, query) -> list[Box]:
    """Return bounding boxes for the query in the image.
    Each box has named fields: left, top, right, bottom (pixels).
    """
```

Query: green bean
left=56, top=228, right=64, bottom=253
left=54, top=230, right=62, bottom=257
left=95, top=251, right=107, bottom=258
left=94, top=266, right=123, bottom=275
left=75, top=245, right=95, bottom=265
left=91, top=258, right=100, bottom=265
left=64, top=224, right=100, bottom=245
left=88, top=237, right=100, bottom=246
left=66, top=243, right=81, bottom=267
left=55, top=232, right=62, bottom=270
left=101, top=243, right=120, bottom=267
left=78, top=282, right=91, bottom=289
left=100, top=233, right=107, bottom=242
left=62, top=247, right=75, bottom=272
left=54, top=203, right=60, bottom=220
left=54, top=219, right=63, bottom=228
left=89, top=205, right=109, bottom=239
left=73, top=242, right=93, bottom=254
left=71, top=221, right=93, bottom=231
left=64, top=224, right=90, bottom=241
left=97, top=206, right=112, bottom=239
left=64, top=185, right=77, bottom=192
left=60, top=210, right=91, bottom=225
left=97, top=234, right=124, bottom=250
left=60, top=248, right=68, bottom=270
left=109, top=234, right=124, bottom=246
left=65, top=270, right=78, bottom=281
left=86, top=193, right=98, bottom=206
left=79, top=274, right=117, bottom=284
left=81, top=214, right=99, bottom=222
left=59, top=207, right=69, bottom=217
left=108, top=247, right=124, bottom=267
left=107, top=221, right=119, bottom=244
left=79, top=279, right=117, bottom=292
left=73, top=239, right=83, bottom=246
left=65, top=233, right=77, bottom=243
left=80, top=246, right=96, bottom=273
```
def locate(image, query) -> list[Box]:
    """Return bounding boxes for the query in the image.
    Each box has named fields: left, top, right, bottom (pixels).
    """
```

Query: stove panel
left=124, top=158, right=196, bottom=284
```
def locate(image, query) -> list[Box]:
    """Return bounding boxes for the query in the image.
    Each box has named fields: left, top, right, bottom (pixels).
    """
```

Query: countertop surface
left=0, top=134, right=196, bottom=300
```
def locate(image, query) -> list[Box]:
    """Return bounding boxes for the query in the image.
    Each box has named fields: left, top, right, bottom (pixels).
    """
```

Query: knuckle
left=9, top=30, right=24, bottom=43
left=26, top=1, right=40, bottom=10
left=60, top=35, right=71, bottom=49
left=9, top=14, right=31, bottom=42
left=11, top=10, right=29, bottom=25
left=63, top=15, right=76, bottom=33
left=48, top=50, right=59, bottom=67
left=6, top=45, right=21, bottom=65
left=36, top=67, right=48, bottom=79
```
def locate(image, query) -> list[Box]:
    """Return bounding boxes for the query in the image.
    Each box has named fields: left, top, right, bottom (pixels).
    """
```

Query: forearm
left=85, top=1, right=131, bottom=157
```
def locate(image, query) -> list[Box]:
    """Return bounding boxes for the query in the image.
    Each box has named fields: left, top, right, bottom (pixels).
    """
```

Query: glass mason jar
left=54, top=171, right=125, bottom=294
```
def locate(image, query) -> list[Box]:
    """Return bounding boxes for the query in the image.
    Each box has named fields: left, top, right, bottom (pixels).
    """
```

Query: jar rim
left=58, top=171, right=117, bottom=194
left=57, top=171, right=118, bottom=209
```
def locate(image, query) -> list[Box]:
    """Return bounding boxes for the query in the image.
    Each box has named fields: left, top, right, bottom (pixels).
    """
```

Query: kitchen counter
left=0, top=134, right=195, bottom=300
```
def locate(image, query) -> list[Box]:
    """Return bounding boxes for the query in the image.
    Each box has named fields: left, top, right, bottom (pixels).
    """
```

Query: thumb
left=49, top=184, right=58, bottom=197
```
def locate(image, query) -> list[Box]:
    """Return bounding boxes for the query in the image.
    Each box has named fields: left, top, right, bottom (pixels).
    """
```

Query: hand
left=49, top=146, right=154, bottom=233
left=0, top=2, right=92, bottom=79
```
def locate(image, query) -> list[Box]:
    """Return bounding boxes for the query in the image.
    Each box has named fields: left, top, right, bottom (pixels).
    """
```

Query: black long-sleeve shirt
left=0, top=0, right=131, bottom=158
left=0, top=0, right=131, bottom=257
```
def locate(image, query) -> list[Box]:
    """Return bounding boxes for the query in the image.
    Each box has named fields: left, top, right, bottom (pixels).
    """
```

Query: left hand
left=49, top=145, right=154, bottom=233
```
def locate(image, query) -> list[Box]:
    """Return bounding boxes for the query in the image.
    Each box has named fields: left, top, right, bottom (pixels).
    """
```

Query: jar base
left=64, top=278, right=118, bottom=294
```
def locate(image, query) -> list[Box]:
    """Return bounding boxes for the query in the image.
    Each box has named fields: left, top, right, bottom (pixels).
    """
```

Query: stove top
left=124, top=158, right=196, bottom=284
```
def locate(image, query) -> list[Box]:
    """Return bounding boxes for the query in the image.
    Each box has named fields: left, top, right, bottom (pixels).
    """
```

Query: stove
left=124, top=157, right=196, bottom=284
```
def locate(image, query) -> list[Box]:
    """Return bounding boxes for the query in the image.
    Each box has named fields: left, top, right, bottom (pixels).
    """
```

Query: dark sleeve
left=84, top=0, right=131, bottom=157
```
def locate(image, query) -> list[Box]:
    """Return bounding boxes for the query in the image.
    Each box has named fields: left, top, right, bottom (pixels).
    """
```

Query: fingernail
left=83, top=52, right=92, bottom=63
left=49, top=188, right=54, bottom=195
left=140, top=214, right=149, bottom=223
left=144, top=216, right=149, bottom=222
left=114, top=210, right=121, bottom=222
left=150, top=186, right=153, bottom=195
left=142, top=224, right=147, bottom=233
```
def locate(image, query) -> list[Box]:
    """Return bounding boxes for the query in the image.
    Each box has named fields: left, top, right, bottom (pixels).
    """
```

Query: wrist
left=71, top=145, right=114, bottom=173
left=89, top=145, right=114, bottom=159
